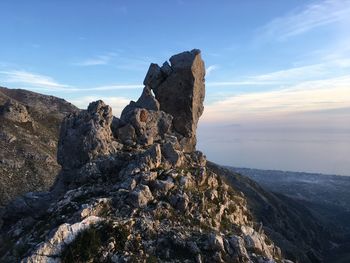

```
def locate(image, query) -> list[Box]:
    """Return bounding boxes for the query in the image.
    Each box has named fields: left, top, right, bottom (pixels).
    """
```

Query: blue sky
left=1, top=0, right=350, bottom=174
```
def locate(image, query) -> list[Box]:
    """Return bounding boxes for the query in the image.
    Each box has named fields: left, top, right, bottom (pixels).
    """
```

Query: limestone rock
left=161, top=142, right=183, bottom=167
left=121, top=107, right=173, bottom=146
left=128, top=185, right=154, bottom=208
left=153, top=177, right=175, bottom=193
left=145, top=49, right=205, bottom=152
left=120, top=85, right=160, bottom=123
left=140, top=144, right=162, bottom=169
left=116, top=123, right=136, bottom=146
left=57, top=100, right=121, bottom=169
left=143, top=63, right=164, bottom=91
left=22, top=216, right=102, bottom=263
left=136, top=86, right=160, bottom=111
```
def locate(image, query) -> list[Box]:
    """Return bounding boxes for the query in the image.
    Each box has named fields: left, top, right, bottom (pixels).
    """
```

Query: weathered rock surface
left=58, top=100, right=121, bottom=170
left=0, top=51, right=295, bottom=263
left=144, top=49, right=205, bottom=152
left=23, top=216, right=102, bottom=263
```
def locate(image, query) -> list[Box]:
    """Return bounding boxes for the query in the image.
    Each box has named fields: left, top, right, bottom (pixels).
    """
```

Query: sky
left=0, top=0, right=349, bottom=175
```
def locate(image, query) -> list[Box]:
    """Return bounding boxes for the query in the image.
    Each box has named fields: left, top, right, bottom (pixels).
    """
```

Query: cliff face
left=1, top=50, right=294, bottom=263
left=0, top=87, right=78, bottom=206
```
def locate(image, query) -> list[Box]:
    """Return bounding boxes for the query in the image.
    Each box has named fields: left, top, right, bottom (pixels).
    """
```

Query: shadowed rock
left=57, top=100, right=121, bottom=170
left=136, top=86, right=160, bottom=111
left=143, top=49, right=205, bottom=152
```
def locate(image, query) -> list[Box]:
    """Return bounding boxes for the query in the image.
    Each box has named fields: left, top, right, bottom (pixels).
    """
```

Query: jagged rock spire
left=144, top=49, right=206, bottom=152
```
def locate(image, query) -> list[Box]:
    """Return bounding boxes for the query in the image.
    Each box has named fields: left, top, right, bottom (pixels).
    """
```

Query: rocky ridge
left=0, top=50, right=292, bottom=262
left=0, top=87, right=78, bottom=206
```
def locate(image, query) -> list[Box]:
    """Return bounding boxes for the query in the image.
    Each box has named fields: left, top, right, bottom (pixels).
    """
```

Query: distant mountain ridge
left=0, top=86, right=78, bottom=206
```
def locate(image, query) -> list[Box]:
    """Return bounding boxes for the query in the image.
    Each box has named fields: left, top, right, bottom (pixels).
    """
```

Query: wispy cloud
left=0, top=70, right=70, bottom=89
left=207, top=81, right=278, bottom=87
left=206, top=64, right=325, bottom=87
left=258, top=0, right=350, bottom=41
left=206, top=65, right=219, bottom=77
left=203, top=75, right=350, bottom=123
left=74, top=52, right=118, bottom=66
left=0, top=69, right=142, bottom=92
left=250, top=63, right=326, bottom=82
left=207, top=55, right=350, bottom=88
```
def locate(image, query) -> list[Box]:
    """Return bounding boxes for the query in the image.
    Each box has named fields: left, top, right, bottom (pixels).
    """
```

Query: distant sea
left=197, top=125, right=350, bottom=176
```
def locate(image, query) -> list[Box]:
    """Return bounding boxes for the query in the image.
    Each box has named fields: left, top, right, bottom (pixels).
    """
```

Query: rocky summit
left=0, top=50, right=293, bottom=263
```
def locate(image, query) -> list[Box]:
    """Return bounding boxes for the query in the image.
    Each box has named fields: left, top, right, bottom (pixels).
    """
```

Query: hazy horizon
left=1, top=0, right=349, bottom=175
left=198, top=123, right=350, bottom=176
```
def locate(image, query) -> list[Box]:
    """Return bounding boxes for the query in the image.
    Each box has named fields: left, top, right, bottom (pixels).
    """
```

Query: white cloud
left=206, top=65, right=219, bottom=77
left=0, top=70, right=70, bottom=90
left=258, top=0, right=350, bottom=41
left=70, top=96, right=131, bottom=117
left=203, top=75, right=350, bottom=123
left=250, top=63, right=326, bottom=82
left=205, top=64, right=323, bottom=88
left=74, top=52, right=118, bottom=66
left=207, top=81, right=279, bottom=87
left=0, top=69, right=143, bottom=92
left=207, top=57, right=350, bottom=88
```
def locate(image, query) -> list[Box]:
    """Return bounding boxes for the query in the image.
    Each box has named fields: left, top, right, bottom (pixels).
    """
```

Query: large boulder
left=143, top=49, right=205, bottom=152
left=57, top=100, right=121, bottom=169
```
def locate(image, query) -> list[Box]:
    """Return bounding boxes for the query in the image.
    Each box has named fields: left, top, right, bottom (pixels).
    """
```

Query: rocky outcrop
left=58, top=100, right=121, bottom=170
left=0, top=51, right=294, bottom=263
left=144, top=49, right=205, bottom=152
left=2, top=147, right=286, bottom=263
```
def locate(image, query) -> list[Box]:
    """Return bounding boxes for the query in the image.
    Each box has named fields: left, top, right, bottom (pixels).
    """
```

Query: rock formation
left=0, top=50, right=294, bottom=263
left=143, top=49, right=205, bottom=152
left=58, top=100, right=121, bottom=170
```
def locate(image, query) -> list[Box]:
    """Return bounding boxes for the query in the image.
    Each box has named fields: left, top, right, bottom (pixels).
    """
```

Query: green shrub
left=61, top=221, right=129, bottom=263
